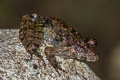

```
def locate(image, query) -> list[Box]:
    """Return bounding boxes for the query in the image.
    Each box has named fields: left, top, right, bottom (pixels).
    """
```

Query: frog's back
left=19, top=13, right=83, bottom=57
left=19, top=14, right=66, bottom=53
left=19, top=14, right=43, bottom=52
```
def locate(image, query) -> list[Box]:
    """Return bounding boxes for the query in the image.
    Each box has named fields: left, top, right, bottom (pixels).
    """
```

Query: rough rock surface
left=0, top=29, right=101, bottom=80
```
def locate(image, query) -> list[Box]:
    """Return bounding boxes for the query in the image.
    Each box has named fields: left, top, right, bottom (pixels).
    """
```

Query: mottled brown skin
left=19, top=13, right=99, bottom=74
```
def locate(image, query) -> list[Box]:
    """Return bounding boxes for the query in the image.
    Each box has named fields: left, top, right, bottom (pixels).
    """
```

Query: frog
left=19, top=13, right=99, bottom=75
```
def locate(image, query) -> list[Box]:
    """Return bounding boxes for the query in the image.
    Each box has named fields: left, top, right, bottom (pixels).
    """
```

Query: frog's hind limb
left=27, top=48, right=46, bottom=66
left=45, top=47, right=66, bottom=75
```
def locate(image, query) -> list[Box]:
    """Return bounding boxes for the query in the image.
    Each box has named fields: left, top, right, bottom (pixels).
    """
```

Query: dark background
left=0, top=0, right=120, bottom=80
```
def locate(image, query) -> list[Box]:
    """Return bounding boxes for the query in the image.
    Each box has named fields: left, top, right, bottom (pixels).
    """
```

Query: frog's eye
left=30, top=14, right=38, bottom=21
left=32, top=14, right=37, bottom=18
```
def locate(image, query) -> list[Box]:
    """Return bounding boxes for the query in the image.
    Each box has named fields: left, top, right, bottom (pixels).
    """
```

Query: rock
left=0, top=29, right=101, bottom=80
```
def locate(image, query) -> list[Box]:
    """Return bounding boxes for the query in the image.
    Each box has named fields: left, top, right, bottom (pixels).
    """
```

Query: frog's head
left=76, top=38, right=99, bottom=62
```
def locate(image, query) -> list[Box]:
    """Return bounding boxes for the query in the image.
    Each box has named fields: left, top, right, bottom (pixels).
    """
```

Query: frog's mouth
left=75, top=52, right=99, bottom=62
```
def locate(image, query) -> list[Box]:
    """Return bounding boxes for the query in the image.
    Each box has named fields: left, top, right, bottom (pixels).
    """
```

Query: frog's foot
left=29, top=51, right=46, bottom=66
left=37, top=55, right=46, bottom=66
left=45, top=47, right=66, bottom=76
left=35, top=53, right=46, bottom=66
